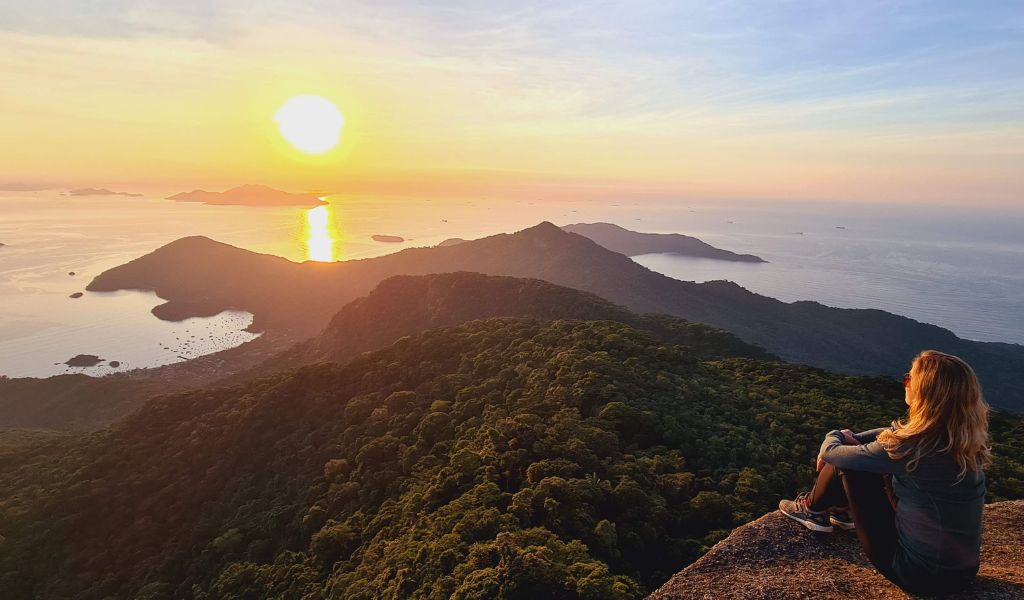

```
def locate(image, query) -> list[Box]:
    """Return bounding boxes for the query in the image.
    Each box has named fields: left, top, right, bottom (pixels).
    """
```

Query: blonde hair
left=878, top=350, right=990, bottom=479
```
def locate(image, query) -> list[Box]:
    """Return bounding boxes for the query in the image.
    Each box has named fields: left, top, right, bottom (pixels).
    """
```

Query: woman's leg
left=840, top=470, right=898, bottom=575
left=778, top=463, right=848, bottom=531
left=806, top=462, right=848, bottom=512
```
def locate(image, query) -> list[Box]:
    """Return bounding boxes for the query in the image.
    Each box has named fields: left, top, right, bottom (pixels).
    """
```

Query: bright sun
left=274, top=95, right=345, bottom=154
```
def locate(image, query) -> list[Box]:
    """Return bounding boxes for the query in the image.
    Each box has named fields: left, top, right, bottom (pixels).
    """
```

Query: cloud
left=0, top=0, right=234, bottom=41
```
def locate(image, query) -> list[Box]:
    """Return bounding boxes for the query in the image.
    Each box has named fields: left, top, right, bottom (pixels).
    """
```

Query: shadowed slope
left=262, top=271, right=771, bottom=376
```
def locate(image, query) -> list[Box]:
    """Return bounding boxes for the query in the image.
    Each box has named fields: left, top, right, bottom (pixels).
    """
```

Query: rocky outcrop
left=649, top=501, right=1024, bottom=599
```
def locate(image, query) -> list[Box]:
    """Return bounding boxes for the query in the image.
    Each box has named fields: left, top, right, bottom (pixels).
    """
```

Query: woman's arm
left=819, top=430, right=907, bottom=474
left=852, top=427, right=889, bottom=444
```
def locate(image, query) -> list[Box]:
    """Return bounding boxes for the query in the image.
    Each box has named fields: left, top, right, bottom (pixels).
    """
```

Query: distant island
left=168, top=184, right=326, bottom=207
left=68, top=188, right=142, bottom=197
left=371, top=234, right=404, bottom=243
left=561, top=222, right=766, bottom=262
left=64, top=354, right=104, bottom=367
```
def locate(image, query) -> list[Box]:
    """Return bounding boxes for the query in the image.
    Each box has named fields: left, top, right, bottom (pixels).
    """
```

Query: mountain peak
left=519, top=220, right=566, bottom=236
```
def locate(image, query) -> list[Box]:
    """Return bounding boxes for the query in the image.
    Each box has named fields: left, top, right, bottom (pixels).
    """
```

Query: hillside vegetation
left=0, top=272, right=768, bottom=431
left=2, top=318, right=1022, bottom=599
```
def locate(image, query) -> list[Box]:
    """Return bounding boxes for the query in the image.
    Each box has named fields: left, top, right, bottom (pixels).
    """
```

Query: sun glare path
left=275, top=95, right=344, bottom=154
left=304, top=204, right=339, bottom=262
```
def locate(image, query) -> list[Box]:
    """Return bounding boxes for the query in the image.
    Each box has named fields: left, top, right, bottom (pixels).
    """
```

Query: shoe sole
left=780, top=508, right=834, bottom=533
left=830, top=517, right=856, bottom=531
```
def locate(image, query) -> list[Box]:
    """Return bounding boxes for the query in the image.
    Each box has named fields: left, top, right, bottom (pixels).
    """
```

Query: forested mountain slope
left=254, top=272, right=771, bottom=378
left=2, top=319, right=1022, bottom=599
left=86, top=222, right=1024, bottom=411
left=0, top=273, right=766, bottom=430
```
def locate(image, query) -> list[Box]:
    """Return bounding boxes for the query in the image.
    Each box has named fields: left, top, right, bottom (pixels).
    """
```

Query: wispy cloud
left=1, top=1, right=1022, bottom=202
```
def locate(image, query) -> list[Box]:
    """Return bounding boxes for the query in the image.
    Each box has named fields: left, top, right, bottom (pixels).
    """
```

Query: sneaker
left=830, top=509, right=856, bottom=530
left=779, top=492, right=834, bottom=532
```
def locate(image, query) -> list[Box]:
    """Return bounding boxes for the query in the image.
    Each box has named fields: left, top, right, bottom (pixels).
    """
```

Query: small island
left=168, top=184, right=326, bottom=207
left=69, top=292, right=83, bottom=299
left=69, top=188, right=142, bottom=197
left=64, top=354, right=104, bottom=367
left=372, top=234, right=404, bottom=243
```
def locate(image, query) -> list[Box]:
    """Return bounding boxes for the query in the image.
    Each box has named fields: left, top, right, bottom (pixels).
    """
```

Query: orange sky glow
left=1, top=3, right=1022, bottom=205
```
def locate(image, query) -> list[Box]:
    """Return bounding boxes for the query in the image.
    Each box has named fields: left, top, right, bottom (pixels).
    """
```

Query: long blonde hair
left=878, top=350, right=990, bottom=479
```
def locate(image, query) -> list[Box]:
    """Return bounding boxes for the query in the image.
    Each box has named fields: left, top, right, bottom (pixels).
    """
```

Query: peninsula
left=562, top=222, right=765, bottom=262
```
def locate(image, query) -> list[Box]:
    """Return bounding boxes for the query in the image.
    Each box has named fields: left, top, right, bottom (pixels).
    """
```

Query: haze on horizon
left=1, top=1, right=1022, bottom=205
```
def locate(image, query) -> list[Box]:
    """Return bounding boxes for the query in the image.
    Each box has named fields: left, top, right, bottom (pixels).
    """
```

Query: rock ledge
left=649, top=500, right=1024, bottom=599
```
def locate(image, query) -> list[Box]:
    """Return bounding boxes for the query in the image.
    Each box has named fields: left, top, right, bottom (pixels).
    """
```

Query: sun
left=274, top=95, right=345, bottom=154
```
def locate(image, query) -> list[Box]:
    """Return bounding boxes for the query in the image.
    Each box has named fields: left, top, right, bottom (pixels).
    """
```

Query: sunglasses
left=903, top=372, right=911, bottom=387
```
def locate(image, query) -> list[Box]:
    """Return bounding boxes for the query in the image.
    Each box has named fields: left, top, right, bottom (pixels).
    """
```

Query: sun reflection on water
left=304, top=204, right=339, bottom=262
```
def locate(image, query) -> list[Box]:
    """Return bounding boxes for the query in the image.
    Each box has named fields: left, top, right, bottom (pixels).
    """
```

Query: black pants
left=806, top=464, right=976, bottom=595
left=809, top=463, right=899, bottom=574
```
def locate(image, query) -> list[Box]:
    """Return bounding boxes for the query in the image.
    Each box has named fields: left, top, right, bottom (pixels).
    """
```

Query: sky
left=1, top=1, right=1022, bottom=204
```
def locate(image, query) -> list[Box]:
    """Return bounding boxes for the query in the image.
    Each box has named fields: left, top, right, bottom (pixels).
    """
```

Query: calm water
left=1, top=190, right=1022, bottom=378
left=629, top=199, right=1024, bottom=346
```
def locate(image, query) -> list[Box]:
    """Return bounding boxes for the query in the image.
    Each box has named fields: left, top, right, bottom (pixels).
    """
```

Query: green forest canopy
left=1, top=318, right=1022, bottom=599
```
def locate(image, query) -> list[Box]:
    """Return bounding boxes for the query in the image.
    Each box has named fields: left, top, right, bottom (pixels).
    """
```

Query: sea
left=1, top=190, right=1022, bottom=378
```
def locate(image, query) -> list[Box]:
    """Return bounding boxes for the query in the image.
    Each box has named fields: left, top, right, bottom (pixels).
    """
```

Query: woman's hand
left=817, top=429, right=859, bottom=471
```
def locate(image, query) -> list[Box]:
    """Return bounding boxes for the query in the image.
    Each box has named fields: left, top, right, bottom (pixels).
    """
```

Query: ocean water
left=627, top=199, right=1024, bottom=346
left=1, top=190, right=1022, bottom=378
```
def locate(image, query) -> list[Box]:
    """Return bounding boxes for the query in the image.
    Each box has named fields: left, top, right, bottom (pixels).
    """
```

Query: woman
left=779, top=350, right=990, bottom=595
